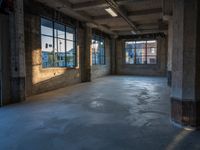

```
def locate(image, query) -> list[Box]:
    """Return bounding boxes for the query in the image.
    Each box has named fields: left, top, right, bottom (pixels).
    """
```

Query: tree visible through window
left=41, top=18, right=76, bottom=68
left=92, top=35, right=105, bottom=65
left=125, top=40, right=157, bottom=64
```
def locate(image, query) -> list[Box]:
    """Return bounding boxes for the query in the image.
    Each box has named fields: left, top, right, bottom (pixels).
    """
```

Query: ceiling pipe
left=104, top=0, right=140, bottom=34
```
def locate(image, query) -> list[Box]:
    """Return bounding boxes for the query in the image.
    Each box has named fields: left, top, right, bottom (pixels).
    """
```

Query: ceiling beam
left=128, top=8, right=162, bottom=16
left=110, top=23, right=160, bottom=31
left=105, top=0, right=139, bottom=33
left=117, top=29, right=167, bottom=35
left=162, top=0, right=173, bottom=20
left=72, top=0, right=107, bottom=11
left=72, top=0, right=147, bottom=11
left=34, top=0, right=117, bottom=35
left=92, top=8, right=162, bottom=20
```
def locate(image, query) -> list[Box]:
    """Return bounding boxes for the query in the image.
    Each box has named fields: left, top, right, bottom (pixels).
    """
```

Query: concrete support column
left=10, top=0, right=26, bottom=102
left=171, top=0, right=200, bottom=128
left=81, top=24, right=92, bottom=82
left=167, top=18, right=173, bottom=86
left=110, top=37, right=117, bottom=75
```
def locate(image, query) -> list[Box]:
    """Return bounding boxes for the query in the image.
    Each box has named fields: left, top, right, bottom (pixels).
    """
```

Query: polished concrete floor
left=0, top=76, right=200, bottom=150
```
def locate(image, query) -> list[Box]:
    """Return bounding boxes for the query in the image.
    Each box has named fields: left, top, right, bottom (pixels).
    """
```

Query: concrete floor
left=0, top=76, right=200, bottom=150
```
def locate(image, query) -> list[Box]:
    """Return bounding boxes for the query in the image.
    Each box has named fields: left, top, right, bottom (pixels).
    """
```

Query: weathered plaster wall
left=24, top=1, right=83, bottom=96
left=24, top=0, right=111, bottom=96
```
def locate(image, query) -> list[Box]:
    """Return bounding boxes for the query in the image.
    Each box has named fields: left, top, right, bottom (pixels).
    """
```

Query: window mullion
left=145, top=41, right=147, bottom=64
left=53, top=22, right=55, bottom=67
left=65, top=26, right=67, bottom=67
left=75, top=28, right=77, bottom=67
left=134, top=42, right=136, bottom=64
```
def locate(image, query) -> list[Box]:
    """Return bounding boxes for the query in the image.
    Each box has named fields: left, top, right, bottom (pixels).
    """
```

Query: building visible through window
left=41, top=18, right=76, bottom=68
left=125, top=40, right=157, bottom=65
left=92, top=35, right=105, bottom=65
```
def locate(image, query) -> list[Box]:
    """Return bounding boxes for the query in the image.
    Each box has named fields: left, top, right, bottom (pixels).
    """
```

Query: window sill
left=124, top=64, right=157, bottom=66
left=41, top=66, right=79, bottom=70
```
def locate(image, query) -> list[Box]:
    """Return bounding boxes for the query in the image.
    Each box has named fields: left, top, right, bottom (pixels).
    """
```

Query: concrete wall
left=0, top=13, right=11, bottom=104
left=24, top=1, right=83, bottom=96
left=24, top=0, right=111, bottom=96
left=91, top=37, right=111, bottom=80
left=116, top=35, right=167, bottom=76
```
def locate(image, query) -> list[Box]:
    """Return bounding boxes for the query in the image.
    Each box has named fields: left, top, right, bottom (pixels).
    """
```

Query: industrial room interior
left=0, top=0, right=200, bottom=150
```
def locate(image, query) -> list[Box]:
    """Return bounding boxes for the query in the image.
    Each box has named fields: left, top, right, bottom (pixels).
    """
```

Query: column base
left=171, top=98, right=200, bottom=128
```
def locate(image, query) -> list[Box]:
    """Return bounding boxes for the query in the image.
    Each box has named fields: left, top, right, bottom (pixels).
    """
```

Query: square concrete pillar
left=110, top=37, right=117, bottom=75
left=10, top=0, right=26, bottom=102
left=171, top=0, right=200, bottom=128
left=167, top=18, right=173, bottom=87
left=81, top=24, right=92, bottom=82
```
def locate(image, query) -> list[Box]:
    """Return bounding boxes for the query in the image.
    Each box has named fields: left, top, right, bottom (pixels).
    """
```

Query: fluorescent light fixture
left=105, top=7, right=118, bottom=17
left=131, top=30, right=136, bottom=35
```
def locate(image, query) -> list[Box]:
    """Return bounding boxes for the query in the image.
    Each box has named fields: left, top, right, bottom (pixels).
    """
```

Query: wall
left=0, top=13, right=11, bottom=104
left=91, top=37, right=111, bottom=80
left=24, top=0, right=111, bottom=96
left=116, top=34, right=167, bottom=76
left=24, top=1, right=83, bottom=96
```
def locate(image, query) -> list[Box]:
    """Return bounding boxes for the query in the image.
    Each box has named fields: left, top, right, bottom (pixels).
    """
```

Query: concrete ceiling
left=34, top=0, right=172, bottom=36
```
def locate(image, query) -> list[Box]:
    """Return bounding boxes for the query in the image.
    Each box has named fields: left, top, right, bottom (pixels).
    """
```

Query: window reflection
left=41, top=18, right=76, bottom=68
left=125, top=40, right=157, bottom=65
left=92, top=35, right=105, bottom=65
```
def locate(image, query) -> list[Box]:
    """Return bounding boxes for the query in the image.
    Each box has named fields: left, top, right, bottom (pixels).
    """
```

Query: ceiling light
left=131, top=30, right=136, bottom=35
left=105, top=7, right=118, bottom=17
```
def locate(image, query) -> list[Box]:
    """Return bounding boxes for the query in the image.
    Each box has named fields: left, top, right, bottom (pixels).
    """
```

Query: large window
left=92, top=35, right=105, bottom=65
left=41, top=18, right=76, bottom=68
left=125, top=40, right=157, bottom=65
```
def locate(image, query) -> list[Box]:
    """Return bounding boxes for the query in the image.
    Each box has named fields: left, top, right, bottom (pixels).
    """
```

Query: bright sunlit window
left=41, top=18, right=76, bottom=68
left=125, top=40, right=157, bottom=65
left=92, top=35, right=105, bottom=65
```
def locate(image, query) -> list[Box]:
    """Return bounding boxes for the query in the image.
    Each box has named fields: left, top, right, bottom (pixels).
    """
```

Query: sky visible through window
left=41, top=18, right=76, bottom=68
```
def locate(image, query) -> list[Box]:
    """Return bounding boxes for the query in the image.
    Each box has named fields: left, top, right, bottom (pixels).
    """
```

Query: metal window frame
left=92, top=34, right=106, bottom=65
left=40, top=17, right=77, bottom=69
left=124, top=40, right=158, bottom=65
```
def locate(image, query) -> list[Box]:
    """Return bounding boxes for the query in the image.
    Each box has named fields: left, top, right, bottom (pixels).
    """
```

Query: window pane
left=147, top=40, right=157, bottom=64
left=101, top=56, right=105, bottom=65
left=66, top=27, right=75, bottom=41
left=66, top=41, right=75, bottom=67
left=92, top=53, right=96, bottom=65
left=41, top=18, right=77, bottom=68
left=126, top=49, right=135, bottom=64
left=99, top=39, right=104, bottom=50
left=54, top=38, right=65, bottom=67
left=54, top=23, right=65, bottom=39
left=125, top=41, right=135, bottom=64
left=41, top=35, right=54, bottom=67
left=41, top=18, right=53, bottom=36
left=136, top=41, right=146, bottom=64
left=125, top=41, right=135, bottom=49
left=92, top=35, right=105, bottom=65
left=96, top=52, right=100, bottom=65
